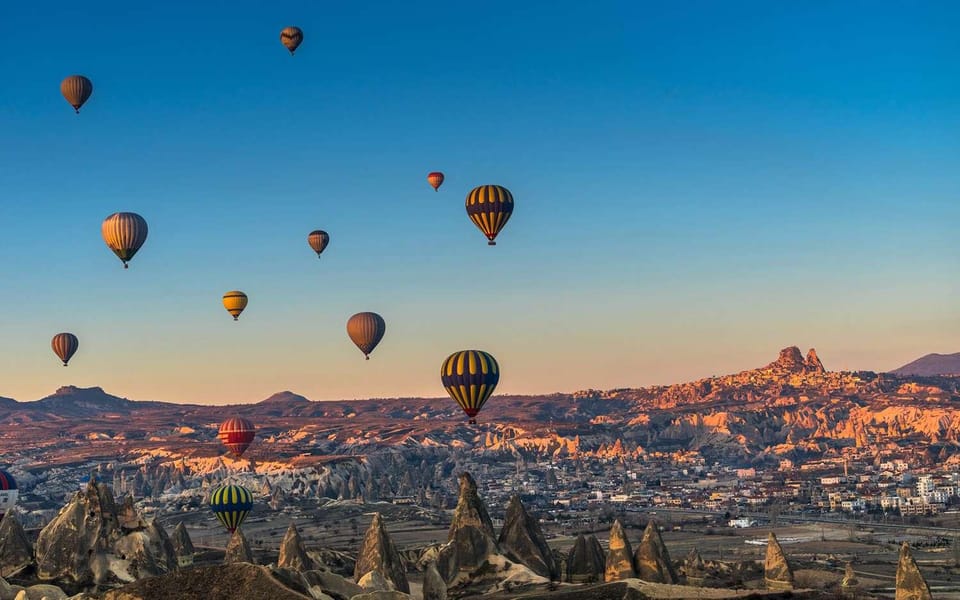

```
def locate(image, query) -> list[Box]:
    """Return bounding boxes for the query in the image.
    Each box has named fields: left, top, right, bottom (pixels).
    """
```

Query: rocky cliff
left=764, top=532, right=794, bottom=591
left=603, top=520, right=634, bottom=582
left=496, top=496, right=558, bottom=580
left=354, top=513, right=408, bottom=593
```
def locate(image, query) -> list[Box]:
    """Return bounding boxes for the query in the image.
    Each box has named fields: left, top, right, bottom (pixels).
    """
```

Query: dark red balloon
left=218, top=417, right=256, bottom=458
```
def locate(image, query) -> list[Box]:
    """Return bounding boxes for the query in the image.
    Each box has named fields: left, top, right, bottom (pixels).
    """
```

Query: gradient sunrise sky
left=0, top=1, right=956, bottom=404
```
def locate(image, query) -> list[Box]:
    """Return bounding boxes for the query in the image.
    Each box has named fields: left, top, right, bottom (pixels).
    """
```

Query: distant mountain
left=889, top=353, right=960, bottom=377
left=258, top=391, right=311, bottom=405
left=24, top=386, right=137, bottom=416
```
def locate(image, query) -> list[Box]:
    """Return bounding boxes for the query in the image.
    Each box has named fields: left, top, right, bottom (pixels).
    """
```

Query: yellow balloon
left=222, top=291, right=248, bottom=321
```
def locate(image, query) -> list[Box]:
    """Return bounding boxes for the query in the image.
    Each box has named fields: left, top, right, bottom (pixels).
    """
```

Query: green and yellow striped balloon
left=440, top=350, right=500, bottom=424
left=209, top=484, right=253, bottom=533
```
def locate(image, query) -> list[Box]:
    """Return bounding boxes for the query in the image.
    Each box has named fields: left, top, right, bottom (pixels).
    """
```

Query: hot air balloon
left=427, top=172, right=444, bottom=192
left=60, top=75, right=93, bottom=113
left=347, top=312, right=385, bottom=360
left=51, top=333, right=79, bottom=366
left=209, top=484, right=253, bottom=533
left=308, top=230, right=329, bottom=258
left=441, top=350, right=499, bottom=424
left=0, top=470, right=18, bottom=521
left=218, top=417, right=256, bottom=458
left=222, top=291, right=248, bottom=321
left=466, top=185, right=513, bottom=245
left=280, top=27, right=303, bottom=55
left=101, top=212, right=148, bottom=269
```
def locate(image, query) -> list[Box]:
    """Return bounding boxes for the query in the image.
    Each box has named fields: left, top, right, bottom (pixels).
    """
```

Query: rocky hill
left=890, top=352, right=960, bottom=376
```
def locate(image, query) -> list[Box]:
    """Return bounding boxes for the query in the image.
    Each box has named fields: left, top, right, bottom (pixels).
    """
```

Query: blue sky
left=0, top=1, right=956, bottom=404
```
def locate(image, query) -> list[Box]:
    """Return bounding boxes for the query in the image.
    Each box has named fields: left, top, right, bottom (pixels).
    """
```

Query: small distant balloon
left=60, top=75, right=93, bottom=113
left=441, top=350, right=500, bottom=424
left=308, top=230, right=329, bottom=258
left=347, top=312, right=386, bottom=360
left=466, top=185, right=514, bottom=245
left=222, top=291, right=248, bottom=321
left=427, top=172, right=444, bottom=192
left=280, top=27, right=303, bottom=55
left=51, top=333, right=79, bottom=366
left=101, top=212, right=148, bottom=269
left=209, top=484, right=253, bottom=533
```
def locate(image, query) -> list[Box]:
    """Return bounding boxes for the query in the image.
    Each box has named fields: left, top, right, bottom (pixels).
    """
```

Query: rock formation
left=841, top=561, right=858, bottom=595
left=896, top=542, right=932, bottom=600
left=604, top=519, right=635, bottom=582
left=350, top=592, right=413, bottom=600
left=422, top=562, right=447, bottom=600
left=112, top=519, right=177, bottom=580
left=16, top=583, right=67, bottom=599
left=171, top=523, right=195, bottom=568
left=805, top=348, right=825, bottom=372
left=683, top=547, right=706, bottom=585
left=101, top=564, right=314, bottom=600
left=765, top=346, right=825, bottom=375
left=300, top=568, right=363, bottom=600
left=0, top=512, right=33, bottom=578
left=35, top=480, right=123, bottom=585
left=447, top=473, right=494, bottom=539
left=278, top=522, right=313, bottom=572
left=566, top=533, right=605, bottom=583
left=436, top=473, right=500, bottom=583
left=497, top=496, right=558, bottom=580
left=354, top=513, right=408, bottom=593
left=764, top=532, right=794, bottom=591
left=634, top=520, right=677, bottom=584
left=358, top=569, right=394, bottom=592
left=224, top=528, right=253, bottom=565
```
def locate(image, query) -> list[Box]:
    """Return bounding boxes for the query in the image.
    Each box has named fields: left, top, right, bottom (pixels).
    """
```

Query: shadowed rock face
left=35, top=481, right=123, bottom=585
left=634, top=520, right=677, bottom=584
left=113, top=520, right=177, bottom=580
left=422, top=562, right=447, bottom=600
left=101, top=564, right=313, bottom=600
left=224, top=528, right=253, bottom=565
left=354, top=513, right=408, bottom=593
left=0, top=512, right=33, bottom=578
left=171, top=523, right=194, bottom=567
left=448, top=473, right=494, bottom=540
left=497, top=496, right=558, bottom=580
left=278, top=522, right=313, bottom=572
left=567, top=534, right=605, bottom=583
left=896, top=543, right=932, bottom=600
left=436, top=526, right=499, bottom=583
left=764, top=532, right=794, bottom=591
left=604, top=520, right=634, bottom=582
left=683, top=547, right=706, bottom=584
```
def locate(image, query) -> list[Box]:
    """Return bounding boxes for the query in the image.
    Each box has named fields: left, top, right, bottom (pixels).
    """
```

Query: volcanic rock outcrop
left=101, top=564, right=313, bottom=600
left=35, top=480, right=123, bottom=585
left=436, top=473, right=500, bottom=583
left=604, top=520, right=634, bottom=582
left=566, top=533, right=605, bottom=583
left=841, top=562, right=858, bottom=594
left=683, top=547, right=706, bottom=585
left=764, top=532, right=794, bottom=591
left=354, top=513, right=408, bottom=593
left=896, top=542, right=931, bottom=600
left=422, top=562, right=447, bottom=600
left=634, top=520, right=676, bottom=584
left=278, top=522, right=314, bottom=572
left=224, top=528, right=253, bottom=565
left=112, top=520, right=177, bottom=580
left=764, top=346, right=825, bottom=375
left=0, top=511, right=33, bottom=578
left=497, top=495, right=558, bottom=580
left=170, top=523, right=195, bottom=568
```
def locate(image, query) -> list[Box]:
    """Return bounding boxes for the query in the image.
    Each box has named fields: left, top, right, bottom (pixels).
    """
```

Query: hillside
left=890, top=352, right=960, bottom=377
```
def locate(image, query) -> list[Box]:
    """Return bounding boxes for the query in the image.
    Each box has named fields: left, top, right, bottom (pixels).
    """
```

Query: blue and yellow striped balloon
left=209, top=484, right=253, bottom=533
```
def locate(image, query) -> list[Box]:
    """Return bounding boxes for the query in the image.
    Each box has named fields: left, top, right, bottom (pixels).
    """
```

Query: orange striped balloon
left=60, top=75, right=93, bottom=113
left=222, top=291, right=248, bottom=321
left=101, top=212, right=148, bottom=268
left=427, top=172, right=444, bottom=192
left=346, top=312, right=386, bottom=359
left=280, top=27, right=303, bottom=55
left=51, top=333, right=79, bottom=366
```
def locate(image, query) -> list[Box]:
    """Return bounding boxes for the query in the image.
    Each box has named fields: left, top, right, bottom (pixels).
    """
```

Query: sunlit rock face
left=354, top=513, right=408, bottom=593
left=764, top=532, right=794, bottom=591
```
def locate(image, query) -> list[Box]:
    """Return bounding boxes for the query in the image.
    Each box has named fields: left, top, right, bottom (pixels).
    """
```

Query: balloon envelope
left=466, top=185, right=513, bottom=245
left=441, top=350, right=500, bottom=423
left=0, top=470, right=18, bottom=520
left=209, top=484, right=253, bottom=533
left=427, top=172, right=444, bottom=191
left=308, top=230, right=329, bottom=258
left=51, top=333, right=79, bottom=366
left=222, top=291, right=248, bottom=321
left=218, top=417, right=256, bottom=458
left=102, top=212, right=148, bottom=268
left=280, top=27, right=303, bottom=54
left=60, top=75, right=93, bottom=113
left=347, top=312, right=386, bottom=359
